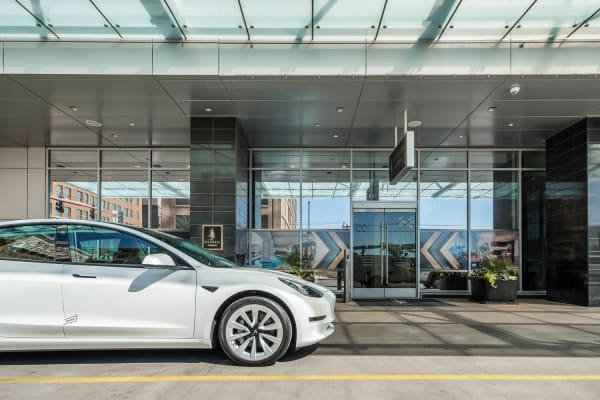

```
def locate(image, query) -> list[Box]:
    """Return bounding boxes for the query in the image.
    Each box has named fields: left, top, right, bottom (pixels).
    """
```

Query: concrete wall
left=0, top=148, right=46, bottom=221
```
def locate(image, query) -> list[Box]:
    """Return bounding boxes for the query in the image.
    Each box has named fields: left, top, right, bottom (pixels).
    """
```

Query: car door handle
left=72, top=273, right=96, bottom=279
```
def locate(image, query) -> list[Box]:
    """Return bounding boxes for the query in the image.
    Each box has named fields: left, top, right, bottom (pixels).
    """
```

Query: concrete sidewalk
left=318, top=298, right=600, bottom=357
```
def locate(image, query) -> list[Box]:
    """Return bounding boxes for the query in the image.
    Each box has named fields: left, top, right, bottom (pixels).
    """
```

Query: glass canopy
left=1, top=0, right=599, bottom=42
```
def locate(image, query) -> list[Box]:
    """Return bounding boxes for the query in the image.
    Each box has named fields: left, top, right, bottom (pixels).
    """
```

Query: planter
left=470, top=279, right=518, bottom=302
left=439, top=273, right=468, bottom=290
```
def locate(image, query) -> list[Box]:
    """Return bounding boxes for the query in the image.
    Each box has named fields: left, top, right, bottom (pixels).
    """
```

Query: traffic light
left=55, top=200, right=64, bottom=214
left=90, top=208, right=96, bottom=220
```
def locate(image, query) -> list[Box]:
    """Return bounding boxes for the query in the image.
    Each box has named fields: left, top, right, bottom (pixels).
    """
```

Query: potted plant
left=282, top=252, right=314, bottom=282
left=470, top=257, right=519, bottom=302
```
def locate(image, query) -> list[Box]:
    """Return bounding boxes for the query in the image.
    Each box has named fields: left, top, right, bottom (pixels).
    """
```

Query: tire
left=218, top=296, right=293, bottom=366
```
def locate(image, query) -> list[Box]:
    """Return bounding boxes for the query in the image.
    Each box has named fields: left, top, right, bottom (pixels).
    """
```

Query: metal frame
left=249, top=148, right=546, bottom=299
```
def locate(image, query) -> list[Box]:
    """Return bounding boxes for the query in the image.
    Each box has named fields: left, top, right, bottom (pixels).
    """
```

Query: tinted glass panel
left=471, top=151, right=518, bottom=168
left=0, top=225, right=56, bottom=262
left=420, top=151, right=467, bottom=169
left=68, top=225, right=160, bottom=265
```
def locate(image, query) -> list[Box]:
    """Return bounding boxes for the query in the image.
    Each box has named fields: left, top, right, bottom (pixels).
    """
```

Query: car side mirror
left=142, top=253, right=178, bottom=268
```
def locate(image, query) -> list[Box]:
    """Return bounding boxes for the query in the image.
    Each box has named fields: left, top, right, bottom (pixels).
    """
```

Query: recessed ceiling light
left=187, top=164, right=191, bottom=168
left=69, top=105, right=79, bottom=112
left=129, top=122, right=136, bottom=127
left=315, top=123, right=321, bottom=127
left=508, top=122, right=515, bottom=127
left=289, top=165, right=296, bottom=168
left=458, top=135, right=465, bottom=138
left=178, top=178, right=184, bottom=182
left=85, top=119, right=102, bottom=127
left=487, top=106, right=496, bottom=112
left=332, top=134, right=340, bottom=138
left=509, top=83, right=521, bottom=96
left=204, top=107, right=213, bottom=112
left=135, top=164, right=141, bottom=168
left=336, top=106, right=344, bottom=113
left=111, top=133, right=119, bottom=138
left=341, top=165, right=348, bottom=169
left=407, top=120, right=422, bottom=128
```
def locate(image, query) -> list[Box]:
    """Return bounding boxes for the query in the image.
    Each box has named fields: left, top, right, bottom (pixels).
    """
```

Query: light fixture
left=487, top=106, right=496, bottom=112
left=289, top=165, right=296, bottom=168
left=111, top=133, right=119, bottom=138
left=407, top=120, right=422, bottom=128
left=332, top=134, right=340, bottom=138
left=458, top=135, right=465, bottom=138
left=341, top=165, right=348, bottom=169
left=85, top=119, right=102, bottom=127
left=336, top=106, right=344, bottom=113
left=135, top=164, right=141, bottom=168
left=508, top=122, right=515, bottom=127
left=204, top=107, right=213, bottom=112
left=69, top=105, right=79, bottom=112
left=129, top=122, right=136, bottom=127
left=178, top=178, right=184, bottom=182
left=509, top=83, right=521, bottom=96
left=315, top=123, right=321, bottom=127
left=187, top=164, right=191, bottom=168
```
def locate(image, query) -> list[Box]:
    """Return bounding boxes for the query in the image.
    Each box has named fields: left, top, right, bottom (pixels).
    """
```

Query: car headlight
left=279, top=278, right=323, bottom=298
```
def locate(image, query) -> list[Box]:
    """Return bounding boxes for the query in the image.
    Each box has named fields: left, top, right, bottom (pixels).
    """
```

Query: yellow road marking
left=2, top=374, right=600, bottom=384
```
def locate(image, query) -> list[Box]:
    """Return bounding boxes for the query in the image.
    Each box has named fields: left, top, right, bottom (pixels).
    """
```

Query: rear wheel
left=218, top=296, right=292, bottom=366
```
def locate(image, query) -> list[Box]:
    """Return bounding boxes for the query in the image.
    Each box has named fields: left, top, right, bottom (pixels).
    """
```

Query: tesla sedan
left=0, top=220, right=336, bottom=366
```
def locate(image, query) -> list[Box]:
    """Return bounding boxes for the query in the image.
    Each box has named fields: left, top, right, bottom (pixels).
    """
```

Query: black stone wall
left=545, top=117, right=600, bottom=306
left=190, top=117, right=248, bottom=261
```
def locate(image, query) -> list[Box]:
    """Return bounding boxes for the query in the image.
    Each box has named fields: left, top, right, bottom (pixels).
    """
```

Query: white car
left=0, top=220, right=335, bottom=366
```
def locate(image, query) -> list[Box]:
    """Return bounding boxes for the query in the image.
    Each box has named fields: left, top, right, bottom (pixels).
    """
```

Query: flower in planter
left=470, top=257, right=519, bottom=288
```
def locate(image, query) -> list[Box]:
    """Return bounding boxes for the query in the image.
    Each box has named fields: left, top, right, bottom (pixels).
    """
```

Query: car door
left=61, top=224, right=196, bottom=339
left=0, top=224, right=64, bottom=338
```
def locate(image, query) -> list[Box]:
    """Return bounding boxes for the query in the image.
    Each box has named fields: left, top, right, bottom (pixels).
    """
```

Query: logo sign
left=202, top=225, right=223, bottom=250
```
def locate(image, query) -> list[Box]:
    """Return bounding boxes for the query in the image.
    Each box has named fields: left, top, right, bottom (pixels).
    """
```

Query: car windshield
left=131, top=227, right=237, bottom=268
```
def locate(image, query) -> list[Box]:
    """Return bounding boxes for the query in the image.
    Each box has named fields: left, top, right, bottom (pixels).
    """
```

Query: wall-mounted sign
left=202, top=224, right=223, bottom=250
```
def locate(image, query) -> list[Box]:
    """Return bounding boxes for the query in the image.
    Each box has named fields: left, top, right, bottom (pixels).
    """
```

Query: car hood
left=218, top=266, right=327, bottom=291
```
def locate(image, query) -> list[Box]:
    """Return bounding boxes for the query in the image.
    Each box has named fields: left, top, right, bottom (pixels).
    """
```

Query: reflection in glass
left=471, top=151, right=518, bottom=169
left=151, top=171, right=190, bottom=235
left=49, top=170, right=98, bottom=221
left=302, top=151, right=350, bottom=169
left=470, top=231, right=519, bottom=268
left=249, top=230, right=300, bottom=269
left=313, top=0, right=385, bottom=41
left=419, top=170, right=467, bottom=229
left=420, top=151, right=467, bottom=169
left=253, top=150, right=300, bottom=169
left=352, top=151, right=389, bottom=169
left=50, top=150, right=98, bottom=169
left=253, top=170, right=300, bottom=229
left=522, top=151, right=545, bottom=169
left=301, top=170, right=350, bottom=229
left=100, top=170, right=147, bottom=227
left=352, top=170, right=417, bottom=202
left=470, top=171, right=518, bottom=230
left=102, top=150, right=149, bottom=169
left=522, top=171, right=546, bottom=291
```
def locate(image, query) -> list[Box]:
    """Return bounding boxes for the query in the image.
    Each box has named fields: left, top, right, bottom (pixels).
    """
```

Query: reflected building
left=260, top=198, right=297, bottom=230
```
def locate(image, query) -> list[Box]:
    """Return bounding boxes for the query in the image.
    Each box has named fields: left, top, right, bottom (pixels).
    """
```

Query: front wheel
left=218, top=296, right=293, bottom=366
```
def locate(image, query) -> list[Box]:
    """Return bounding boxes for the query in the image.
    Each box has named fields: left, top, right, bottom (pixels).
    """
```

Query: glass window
left=301, top=170, right=350, bottom=229
left=470, top=171, right=518, bottom=230
left=64, top=207, right=71, bottom=218
left=50, top=150, right=98, bottom=169
left=102, top=151, right=149, bottom=169
left=352, top=151, right=390, bottom=169
left=152, top=150, right=190, bottom=169
left=419, top=171, right=468, bottom=229
left=253, top=151, right=301, bottom=169
left=76, top=210, right=82, bottom=220
left=352, top=170, right=417, bottom=202
left=249, top=230, right=300, bottom=269
left=254, top=170, right=300, bottom=229
left=302, top=151, right=350, bottom=169
left=0, top=225, right=56, bottom=262
left=67, top=225, right=162, bottom=266
left=420, top=151, right=467, bottom=169
left=77, top=191, right=83, bottom=202
left=56, top=185, right=63, bottom=197
left=471, top=151, right=518, bottom=169
left=470, top=231, right=519, bottom=268
left=152, top=170, right=190, bottom=233
left=101, top=170, right=148, bottom=227
left=522, top=151, right=545, bottom=169
left=84, top=193, right=89, bottom=204
left=63, top=187, right=72, bottom=200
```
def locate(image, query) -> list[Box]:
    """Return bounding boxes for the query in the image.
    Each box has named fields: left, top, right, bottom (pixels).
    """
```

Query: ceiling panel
left=492, top=78, right=600, bottom=101
left=176, top=100, right=235, bottom=116
left=222, top=78, right=363, bottom=101
left=158, top=78, right=230, bottom=101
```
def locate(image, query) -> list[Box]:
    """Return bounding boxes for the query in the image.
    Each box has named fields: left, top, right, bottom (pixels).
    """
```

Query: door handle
left=72, top=273, right=96, bottom=279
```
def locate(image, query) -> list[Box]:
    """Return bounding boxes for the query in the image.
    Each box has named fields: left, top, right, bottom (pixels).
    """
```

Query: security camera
left=509, top=83, right=521, bottom=96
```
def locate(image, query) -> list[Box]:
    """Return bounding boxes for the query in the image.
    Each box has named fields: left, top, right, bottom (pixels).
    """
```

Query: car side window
left=0, top=225, right=56, bottom=262
left=68, top=225, right=162, bottom=266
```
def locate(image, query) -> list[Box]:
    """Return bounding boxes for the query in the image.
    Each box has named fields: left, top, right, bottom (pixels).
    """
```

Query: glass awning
left=1, top=0, right=599, bottom=42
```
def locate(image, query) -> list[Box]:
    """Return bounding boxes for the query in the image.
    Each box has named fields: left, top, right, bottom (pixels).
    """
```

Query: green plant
left=470, top=257, right=519, bottom=288
left=282, top=252, right=313, bottom=280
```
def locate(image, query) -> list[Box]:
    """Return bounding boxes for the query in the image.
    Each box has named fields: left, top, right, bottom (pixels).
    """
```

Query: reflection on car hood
left=232, top=267, right=325, bottom=290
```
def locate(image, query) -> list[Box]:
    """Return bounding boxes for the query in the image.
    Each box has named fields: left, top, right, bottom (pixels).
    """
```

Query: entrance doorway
left=352, top=205, right=417, bottom=298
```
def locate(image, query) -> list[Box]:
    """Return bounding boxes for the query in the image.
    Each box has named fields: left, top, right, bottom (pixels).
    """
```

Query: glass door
left=352, top=207, right=417, bottom=298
